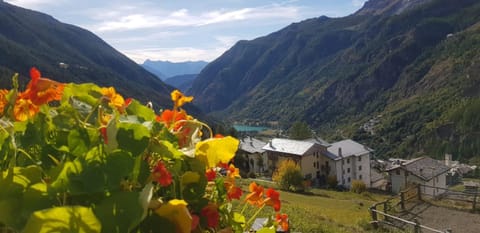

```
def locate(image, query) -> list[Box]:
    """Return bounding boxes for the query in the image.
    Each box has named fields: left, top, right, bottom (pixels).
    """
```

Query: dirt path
left=398, top=201, right=480, bottom=233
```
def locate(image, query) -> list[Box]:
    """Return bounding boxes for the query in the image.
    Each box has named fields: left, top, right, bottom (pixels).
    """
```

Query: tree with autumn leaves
left=0, top=68, right=288, bottom=233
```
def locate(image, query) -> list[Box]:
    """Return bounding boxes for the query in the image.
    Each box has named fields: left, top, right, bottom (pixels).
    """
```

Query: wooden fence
left=418, top=184, right=479, bottom=212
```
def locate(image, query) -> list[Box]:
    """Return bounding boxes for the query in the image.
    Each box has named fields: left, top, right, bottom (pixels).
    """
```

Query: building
left=237, top=137, right=268, bottom=174
left=262, top=138, right=330, bottom=179
left=327, top=139, right=373, bottom=188
left=262, top=138, right=373, bottom=188
left=386, top=156, right=450, bottom=196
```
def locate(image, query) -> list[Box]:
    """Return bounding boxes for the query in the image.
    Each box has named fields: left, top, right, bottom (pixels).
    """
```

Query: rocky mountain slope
left=189, top=0, right=480, bottom=161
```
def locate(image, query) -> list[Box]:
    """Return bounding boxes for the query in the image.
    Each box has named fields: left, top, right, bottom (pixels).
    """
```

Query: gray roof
left=387, top=157, right=450, bottom=181
left=303, top=137, right=330, bottom=147
left=262, top=138, right=319, bottom=156
left=327, top=139, right=373, bottom=160
left=239, top=137, right=267, bottom=154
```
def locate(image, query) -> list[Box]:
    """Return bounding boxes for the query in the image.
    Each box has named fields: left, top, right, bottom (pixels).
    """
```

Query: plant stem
left=244, top=204, right=265, bottom=231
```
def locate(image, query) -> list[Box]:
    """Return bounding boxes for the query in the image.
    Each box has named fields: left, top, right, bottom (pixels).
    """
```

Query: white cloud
left=122, top=47, right=227, bottom=63
left=5, top=0, right=64, bottom=8
left=93, top=4, right=300, bottom=32
left=352, top=0, right=366, bottom=7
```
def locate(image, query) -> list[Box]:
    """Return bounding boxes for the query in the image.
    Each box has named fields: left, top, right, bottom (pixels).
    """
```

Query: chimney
left=445, top=153, right=452, bottom=167
left=338, top=147, right=343, bottom=158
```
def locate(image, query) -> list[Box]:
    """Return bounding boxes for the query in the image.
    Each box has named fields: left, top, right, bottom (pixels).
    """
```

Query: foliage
left=350, top=180, right=367, bottom=194
left=0, top=69, right=286, bottom=233
left=288, top=121, right=312, bottom=140
left=272, top=160, right=304, bottom=192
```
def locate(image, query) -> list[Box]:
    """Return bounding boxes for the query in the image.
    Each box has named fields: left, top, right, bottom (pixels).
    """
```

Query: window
left=347, top=158, right=350, bottom=164
left=359, top=166, right=362, bottom=171
left=359, top=175, right=362, bottom=180
left=347, top=177, right=351, bottom=182
left=342, top=160, right=345, bottom=165
left=358, top=156, right=361, bottom=162
left=396, top=170, right=400, bottom=175
left=347, top=168, right=350, bottom=173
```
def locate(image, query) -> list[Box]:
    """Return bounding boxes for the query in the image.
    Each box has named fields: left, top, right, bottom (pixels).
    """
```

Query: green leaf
left=125, top=99, right=156, bottom=122
left=256, top=226, right=276, bottom=233
left=149, top=140, right=183, bottom=160
left=68, top=129, right=90, bottom=157
left=62, top=83, right=102, bottom=106
left=23, top=206, right=101, bottom=233
left=233, top=212, right=246, bottom=225
left=104, top=150, right=135, bottom=190
left=93, top=192, right=144, bottom=233
left=117, top=122, right=149, bottom=157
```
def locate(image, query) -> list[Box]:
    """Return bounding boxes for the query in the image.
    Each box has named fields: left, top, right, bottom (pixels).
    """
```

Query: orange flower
left=275, top=213, right=289, bottom=231
left=13, top=98, right=39, bottom=121
left=245, top=182, right=264, bottom=206
left=101, top=87, right=126, bottom=112
left=206, top=168, right=216, bottom=181
left=0, top=89, right=9, bottom=115
left=200, top=204, right=219, bottom=228
left=156, top=109, right=189, bottom=130
left=264, top=188, right=281, bottom=211
left=20, top=67, right=64, bottom=105
left=152, top=161, right=172, bottom=187
left=226, top=164, right=240, bottom=179
left=171, top=89, right=193, bottom=109
left=226, top=184, right=242, bottom=201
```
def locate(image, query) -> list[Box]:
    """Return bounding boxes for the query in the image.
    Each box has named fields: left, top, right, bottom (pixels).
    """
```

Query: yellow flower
left=13, top=98, right=39, bottom=121
left=195, top=136, right=239, bottom=168
left=155, top=199, right=192, bottom=233
left=171, top=89, right=193, bottom=109
left=101, top=87, right=125, bottom=112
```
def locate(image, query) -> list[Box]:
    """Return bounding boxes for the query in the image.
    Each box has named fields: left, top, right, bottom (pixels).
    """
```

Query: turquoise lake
left=233, top=125, right=268, bottom=132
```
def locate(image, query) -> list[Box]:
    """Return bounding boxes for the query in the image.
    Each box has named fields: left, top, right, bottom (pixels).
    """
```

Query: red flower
left=276, top=213, right=289, bottom=231
left=100, top=127, right=108, bottom=144
left=21, top=67, right=64, bottom=105
left=264, top=188, right=281, bottom=211
left=206, top=168, right=216, bottom=181
left=227, top=185, right=242, bottom=201
left=152, top=161, right=172, bottom=187
left=200, top=204, right=219, bottom=228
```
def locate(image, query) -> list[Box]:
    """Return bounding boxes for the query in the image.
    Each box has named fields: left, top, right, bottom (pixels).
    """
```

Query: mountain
left=189, top=0, right=480, bottom=162
left=0, top=1, right=172, bottom=107
left=164, top=74, right=197, bottom=93
left=142, top=60, right=208, bottom=80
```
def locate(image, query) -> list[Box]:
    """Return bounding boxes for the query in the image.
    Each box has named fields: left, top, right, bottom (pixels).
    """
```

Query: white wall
left=334, top=153, right=371, bottom=188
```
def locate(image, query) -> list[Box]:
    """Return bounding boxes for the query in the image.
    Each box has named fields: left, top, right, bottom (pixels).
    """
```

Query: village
left=235, top=135, right=478, bottom=195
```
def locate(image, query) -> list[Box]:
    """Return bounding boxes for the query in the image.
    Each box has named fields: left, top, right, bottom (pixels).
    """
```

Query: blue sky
left=5, top=0, right=367, bottom=63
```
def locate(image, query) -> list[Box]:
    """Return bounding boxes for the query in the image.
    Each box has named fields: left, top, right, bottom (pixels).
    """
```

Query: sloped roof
left=387, top=156, right=450, bottom=181
left=239, top=137, right=267, bottom=154
left=327, top=139, right=373, bottom=159
left=262, top=138, right=318, bottom=156
left=303, top=137, right=330, bottom=147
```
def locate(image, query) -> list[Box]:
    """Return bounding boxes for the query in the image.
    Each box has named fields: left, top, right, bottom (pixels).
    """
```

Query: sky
left=5, top=0, right=367, bottom=63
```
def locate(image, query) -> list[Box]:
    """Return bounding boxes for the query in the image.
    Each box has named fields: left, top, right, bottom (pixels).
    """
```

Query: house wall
left=389, top=169, right=447, bottom=196
left=421, top=173, right=447, bottom=196
left=334, top=153, right=371, bottom=188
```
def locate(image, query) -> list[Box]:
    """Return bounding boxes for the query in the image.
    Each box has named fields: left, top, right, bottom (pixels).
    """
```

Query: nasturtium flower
left=13, top=98, right=39, bottom=121
left=227, top=164, right=240, bottom=179
left=20, top=67, right=64, bottom=105
left=101, top=87, right=126, bottom=112
left=0, top=89, right=9, bottom=115
left=157, top=109, right=190, bottom=130
left=152, top=161, right=172, bottom=187
left=171, top=89, right=193, bottom=109
left=264, top=188, right=281, bottom=211
left=276, top=213, right=289, bottom=231
left=206, top=168, right=216, bottom=181
left=195, top=136, right=239, bottom=168
left=245, top=182, right=264, bottom=206
left=155, top=199, right=192, bottom=233
left=226, top=183, right=243, bottom=201
left=200, top=203, right=220, bottom=228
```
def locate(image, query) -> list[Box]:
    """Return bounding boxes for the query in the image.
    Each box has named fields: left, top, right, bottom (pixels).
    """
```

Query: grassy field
left=235, top=179, right=392, bottom=233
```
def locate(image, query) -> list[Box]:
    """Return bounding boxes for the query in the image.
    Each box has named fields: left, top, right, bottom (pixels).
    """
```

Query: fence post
left=370, top=205, right=378, bottom=229
left=417, top=184, right=422, bottom=201
left=400, top=191, right=405, bottom=210
left=413, top=218, right=421, bottom=233
left=383, top=201, right=389, bottom=222
left=445, top=229, right=452, bottom=233
left=473, top=192, right=478, bottom=212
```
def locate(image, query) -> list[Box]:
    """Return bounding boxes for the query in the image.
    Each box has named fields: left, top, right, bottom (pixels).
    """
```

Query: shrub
left=350, top=180, right=367, bottom=193
left=327, top=176, right=338, bottom=189
left=272, top=159, right=304, bottom=191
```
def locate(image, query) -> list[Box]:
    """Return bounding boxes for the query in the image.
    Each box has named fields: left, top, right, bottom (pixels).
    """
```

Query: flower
left=20, top=67, right=64, bottom=105
left=206, top=168, right=216, bottom=181
left=245, top=182, right=264, bottom=206
left=200, top=203, right=220, bottom=228
left=101, top=87, right=126, bottom=112
left=13, top=98, right=39, bottom=121
left=226, top=164, right=240, bottom=179
left=276, top=213, right=289, bottom=231
left=157, top=109, right=190, bottom=131
left=195, top=136, right=239, bottom=168
left=264, top=188, right=281, bottom=211
left=155, top=199, right=192, bottom=233
left=226, top=184, right=242, bottom=201
left=152, top=161, right=172, bottom=187
left=0, top=89, right=9, bottom=115
left=171, top=89, right=193, bottom=109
